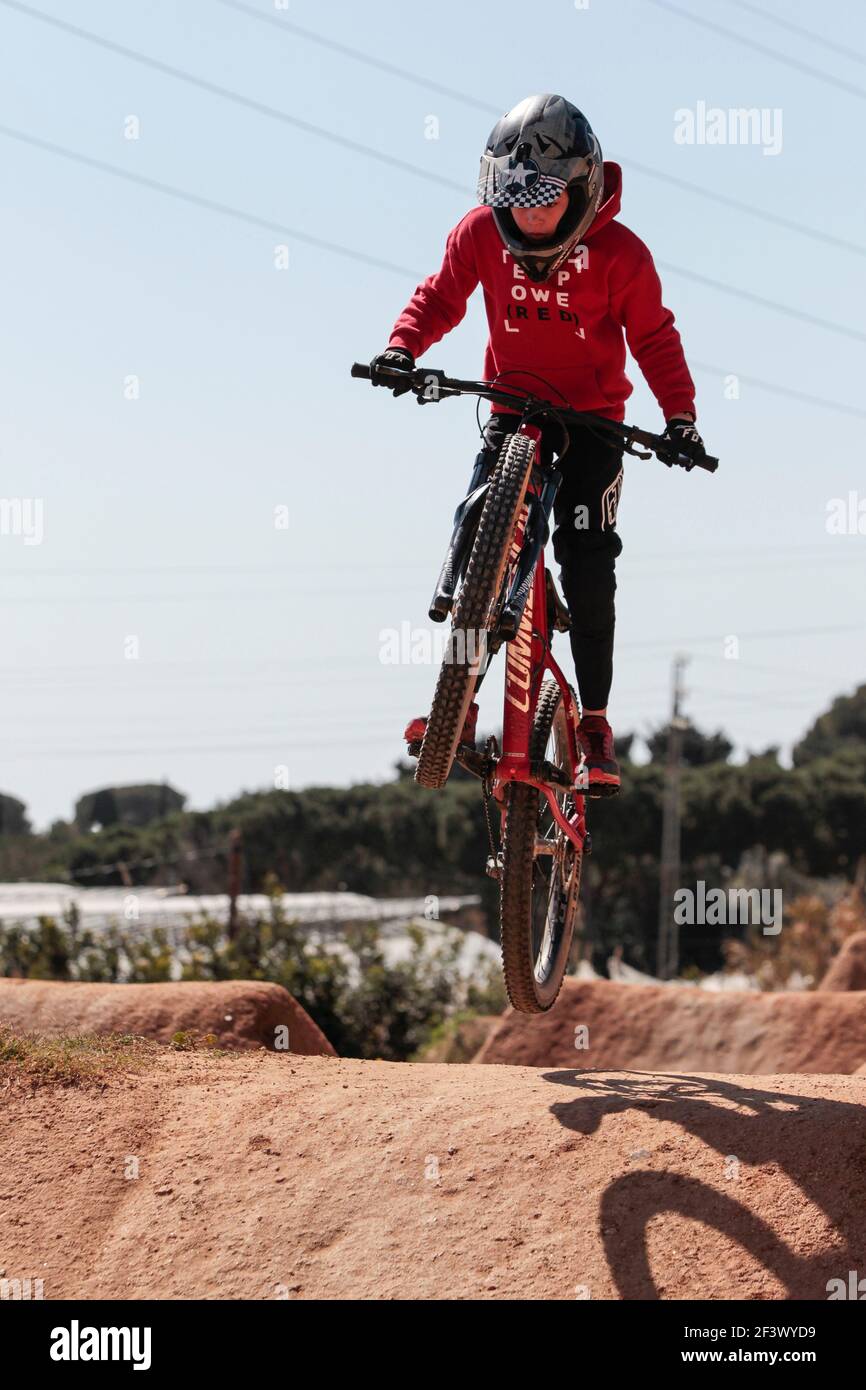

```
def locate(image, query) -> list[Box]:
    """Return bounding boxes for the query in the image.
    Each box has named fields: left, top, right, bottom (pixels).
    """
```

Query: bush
left=0, top=895, right=504, bottom=1063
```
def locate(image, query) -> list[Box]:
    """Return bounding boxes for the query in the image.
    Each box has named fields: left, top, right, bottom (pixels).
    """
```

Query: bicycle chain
left=481, top=735, right=501, bottom=873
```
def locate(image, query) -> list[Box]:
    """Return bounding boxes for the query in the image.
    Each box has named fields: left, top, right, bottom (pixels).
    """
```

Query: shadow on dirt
left=543, top=1070, right=866, bottom=1299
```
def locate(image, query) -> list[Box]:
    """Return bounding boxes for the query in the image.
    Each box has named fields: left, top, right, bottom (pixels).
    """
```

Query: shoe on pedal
left=576, top=714, right=620, bottom=797
left=404, top=702, right=478, bottom=756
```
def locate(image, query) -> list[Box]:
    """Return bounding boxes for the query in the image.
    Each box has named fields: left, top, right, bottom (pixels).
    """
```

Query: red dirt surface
left=818, top=932, right=866, bottom=992
left=2, top=1052, right=865, bottom=1299
left=0, top=980, right=334, bottom=1055
left=474, top=978, right=866, bottom=1074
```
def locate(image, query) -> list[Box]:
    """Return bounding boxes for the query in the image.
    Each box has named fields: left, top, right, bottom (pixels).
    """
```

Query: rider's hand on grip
left=658, top=417, right=707, bottom=471
left=369, top=347, right=415, bottom=395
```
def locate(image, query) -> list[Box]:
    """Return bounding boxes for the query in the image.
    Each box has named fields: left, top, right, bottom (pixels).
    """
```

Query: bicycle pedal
left=587, top=782, right=620, bottom=800
left=455, top=744, right=489, bottom=779
left=532, top=757, right=572, bottom=790
left=485, top=852, right=503, bottom=880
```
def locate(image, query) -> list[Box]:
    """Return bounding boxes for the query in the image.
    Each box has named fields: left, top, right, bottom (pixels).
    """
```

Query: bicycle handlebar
left=351, top=361, right=719, bottom=473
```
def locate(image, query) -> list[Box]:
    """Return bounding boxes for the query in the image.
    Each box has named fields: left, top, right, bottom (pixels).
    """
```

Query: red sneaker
left=404, top=701, right=478, bottom=751
left=576, top=714, right=620, bottom=797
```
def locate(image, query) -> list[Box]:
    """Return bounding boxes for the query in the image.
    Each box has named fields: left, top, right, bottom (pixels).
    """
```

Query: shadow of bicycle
left=543, top=1070, right=866, bottom=1299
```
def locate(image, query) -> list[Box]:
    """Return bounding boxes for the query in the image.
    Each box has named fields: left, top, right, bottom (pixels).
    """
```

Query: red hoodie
left=389, top=162, right=696, bottom=422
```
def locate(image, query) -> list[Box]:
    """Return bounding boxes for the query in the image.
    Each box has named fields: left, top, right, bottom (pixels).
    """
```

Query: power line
left=0, top=585, right=436, bottom=605
left=726, top=0, right=866, bottom=67
left=646, top=0, right=866, bottom=101
left=213, top=0, right=498, bottom=114
left=0, top=539, right=858, bottom=580
left=620, top=554, right=866, bottom=580
left=0, top=653, right=395, bottom=675
left=3, top=553, right=863, bottom=605
left=625, top=541, right=866, bottom=560
left=1, top=545, right=863, bottom=588
left=7, top=1, right=864, bottom=345
left=0, top=126, right=861, bottom=422
left=0, top=562, right=433, bottom=577
left=1, top=640, right=844, bottom=693
left=0, top=123, right=421, bottom=279
left=658, top=261, right=866, bottom=346
left=3, top=714, right=416, bottom=734
left=687, top=685, right=819, bottom=708
left=214, top=0, right=866, bottom=261
left=688, top=361, right=866, bottom=420
left=623, top=156, right=866, bottom=261
left=618, top=621, right=865, bottom=650
left=0, top=0, right=468, bottom=197
left=693, top=655, right=860, bottom=683
left=2, top=549, right=864, bottom=603
left=0, top=733, right=409, bottom=759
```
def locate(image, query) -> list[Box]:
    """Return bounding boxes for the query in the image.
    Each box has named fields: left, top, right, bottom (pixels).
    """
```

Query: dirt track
left=0, top=981, right=334, bottom=1055
left=3, top=1051, right=866, bottom=1300
left=818, top=931, right=866, bottom=992
left=475, top=979, right=866, bottom=1073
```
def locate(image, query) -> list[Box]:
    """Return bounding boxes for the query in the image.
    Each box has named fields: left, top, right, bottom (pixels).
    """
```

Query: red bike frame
left=490, top=421, right=588, bottom=852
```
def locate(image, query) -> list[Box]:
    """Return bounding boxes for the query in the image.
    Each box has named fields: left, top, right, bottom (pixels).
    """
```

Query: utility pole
left=227, top=828, right=244, bottom=941
left=657, top=654, right=689, bottom=980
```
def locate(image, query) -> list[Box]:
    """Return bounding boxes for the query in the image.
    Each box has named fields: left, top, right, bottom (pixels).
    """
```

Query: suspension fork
left=427, top=454, right=491, bottom=621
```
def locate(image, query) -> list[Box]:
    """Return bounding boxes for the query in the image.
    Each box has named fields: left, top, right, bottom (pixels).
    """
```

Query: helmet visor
left=477, top=152, right=567, bottom=208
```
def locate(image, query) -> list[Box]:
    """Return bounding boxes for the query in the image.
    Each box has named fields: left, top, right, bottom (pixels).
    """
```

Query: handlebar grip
left=351, top=362, right=371, bottom=379
left=671, top=452, right=718, bottom=473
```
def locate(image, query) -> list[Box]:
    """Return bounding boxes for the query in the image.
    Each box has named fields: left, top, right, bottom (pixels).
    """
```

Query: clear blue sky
left=1, top=0, right=864, bottom=830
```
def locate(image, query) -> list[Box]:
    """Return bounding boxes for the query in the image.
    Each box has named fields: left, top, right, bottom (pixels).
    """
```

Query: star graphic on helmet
left=503, top=161, right=537, bottom=187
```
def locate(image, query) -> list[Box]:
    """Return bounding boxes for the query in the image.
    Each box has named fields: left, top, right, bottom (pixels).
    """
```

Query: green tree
left=792, top=684, right=866, bottom=765
left=646, top=722, right=733, bottom=767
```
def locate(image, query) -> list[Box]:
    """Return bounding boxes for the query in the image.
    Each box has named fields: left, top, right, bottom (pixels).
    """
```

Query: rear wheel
left=415, top=431, right=535, bottom=790
left=499, top=678, right=583, bottom=1013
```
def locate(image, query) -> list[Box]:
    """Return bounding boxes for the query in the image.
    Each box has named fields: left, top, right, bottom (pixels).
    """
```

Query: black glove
left=370, top=347, right=415, bottom=396
left=658, top=416, right=706, bottom=471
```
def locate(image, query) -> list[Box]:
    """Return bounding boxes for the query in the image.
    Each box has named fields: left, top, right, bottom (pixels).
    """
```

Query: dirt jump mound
left=474, top=978, right=866, bottom=1074
left=0, top=980, right=334, bottom=1054
left=818, top=932, right=866, bottom=992
left=2, top=1051, right=865, bottom=1299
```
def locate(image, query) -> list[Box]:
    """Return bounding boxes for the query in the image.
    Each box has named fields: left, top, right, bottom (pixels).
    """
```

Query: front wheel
left=499, top=678, right=584, bottom=1013
left=415, top=431, right=536, bottom=790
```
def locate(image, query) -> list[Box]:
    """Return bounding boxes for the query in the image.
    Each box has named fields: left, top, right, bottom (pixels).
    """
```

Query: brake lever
left=623, top=441, right=652, bottom=460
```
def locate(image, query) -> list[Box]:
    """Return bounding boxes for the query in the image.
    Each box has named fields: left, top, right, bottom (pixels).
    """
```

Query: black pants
left=474, top=413, right=624, bottom=711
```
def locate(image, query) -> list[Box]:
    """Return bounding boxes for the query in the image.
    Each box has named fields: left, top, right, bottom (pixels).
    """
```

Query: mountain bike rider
left=371, top=94, right=710, bottom=794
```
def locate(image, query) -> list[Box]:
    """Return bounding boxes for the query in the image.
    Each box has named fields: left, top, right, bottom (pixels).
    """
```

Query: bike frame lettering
left=494, top=422, right=587, bottom=853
